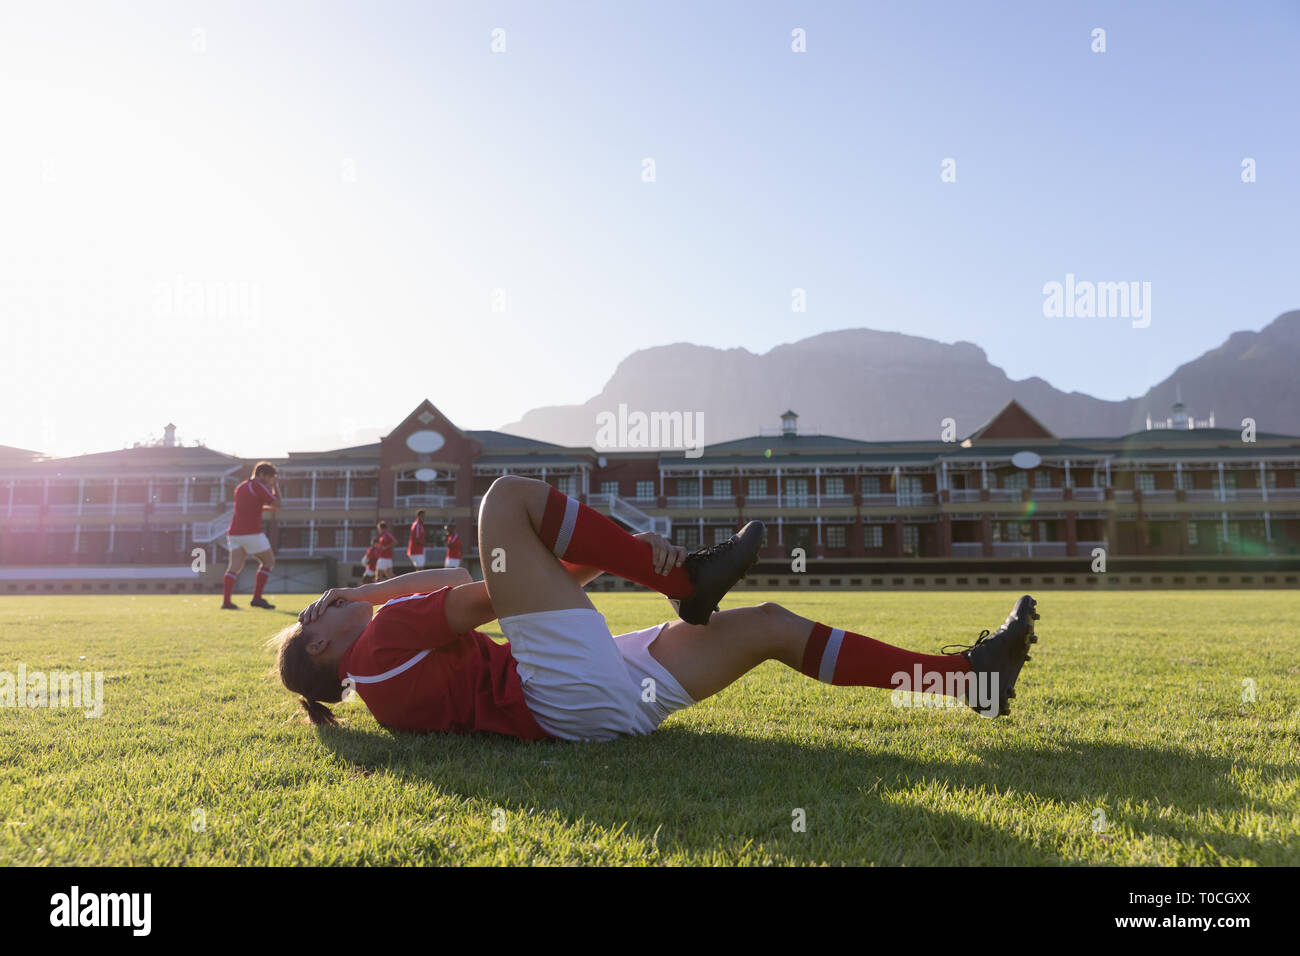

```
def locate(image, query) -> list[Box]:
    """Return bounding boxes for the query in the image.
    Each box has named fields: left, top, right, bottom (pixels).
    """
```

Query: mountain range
left=502, top=310, right=1300, bottom=445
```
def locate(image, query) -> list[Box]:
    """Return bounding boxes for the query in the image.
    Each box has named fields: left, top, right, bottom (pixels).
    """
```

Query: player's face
left=308, top=599, right=373, bottom=660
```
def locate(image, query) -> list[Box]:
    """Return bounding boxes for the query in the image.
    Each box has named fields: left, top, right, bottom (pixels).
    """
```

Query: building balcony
left=1071, top=488, right=1106, bottom=502
left=394, top=494, right=457, bottom=509
left=948, top=489, right=982, bottom=503
left=952, top=542, right=985, bottom=557
left=992, top=541, right=1069, bottom=558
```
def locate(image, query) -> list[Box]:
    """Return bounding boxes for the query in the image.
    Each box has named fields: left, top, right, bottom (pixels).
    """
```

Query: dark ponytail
left=271, top=621, right=346, bottom=727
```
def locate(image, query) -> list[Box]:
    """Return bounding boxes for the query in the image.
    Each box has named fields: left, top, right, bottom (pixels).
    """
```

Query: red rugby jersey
left=227, top=479, right=277, bottom=535
left=446, top=530, right=462, bottom=559
left=407, top=520, right=426, bottom=556
left=375, top=530, right=396, bottom=559
left=337, top=589, right=553, bottom=741
left=363, top=546, right=378, bottom=569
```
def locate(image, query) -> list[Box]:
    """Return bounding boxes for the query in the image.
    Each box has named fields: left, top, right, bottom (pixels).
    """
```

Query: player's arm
left=298, top=568, right=472, bottom=623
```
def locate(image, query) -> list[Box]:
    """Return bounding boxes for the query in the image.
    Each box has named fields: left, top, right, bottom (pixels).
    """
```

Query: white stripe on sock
left=818, top=628, right=845, bottom=683
left=553, top=496, right=580, bottom=557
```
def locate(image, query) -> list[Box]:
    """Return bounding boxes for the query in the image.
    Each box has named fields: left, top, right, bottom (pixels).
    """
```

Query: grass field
left=1, top=590, right=1296, bottom=866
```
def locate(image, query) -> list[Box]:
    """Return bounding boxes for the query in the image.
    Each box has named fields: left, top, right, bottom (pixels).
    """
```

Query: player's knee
left=754, top=601, right=794, bottom=623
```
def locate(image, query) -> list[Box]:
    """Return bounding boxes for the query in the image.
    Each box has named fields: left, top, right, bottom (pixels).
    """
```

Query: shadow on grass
left=316, top=722, right=1293, bottom=864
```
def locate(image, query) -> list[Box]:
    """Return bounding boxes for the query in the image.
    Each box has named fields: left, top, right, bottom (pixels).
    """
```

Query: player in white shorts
left=281, top=476, right=1040, bottom=739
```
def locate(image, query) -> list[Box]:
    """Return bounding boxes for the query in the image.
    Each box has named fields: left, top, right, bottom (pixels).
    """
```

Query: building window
left=1034, top=470, right=1052, bottom=488
left=747, top=478, right=768, bottom=498
left=902, top=525, right=919, bottom=555
left=554, top=476, right=577, bottom=496
left=865, top=525, right=883, bottom=548
left=334, top=528, right=348, bottom=547
left=712, top=526, right=732, bottom=545
left=1264, top=471, right=1277, bottom=490
left=635, top=480, right=656, bottom=500
left=1002, top=472, right=1028, bottom=491
left=825, top=476, right=845, bottom=497
left=677, top=479, right=699, bottom=498
left=898, top=476, right=924, bottom=505
left=712, top=478, right=731, bottom=498
left=862, top=476, right=881, bottom=495
left=1187, top=522, right=1199, bottom=546
left=825, top=526, right=846, bottom=548
left=784, top=478, right=809, bottom=506
left=1136, top=473, right=1155, bottom=492
left=600, top=481, right=619, bottom=496
left=674, top=526, right=700, bottom=549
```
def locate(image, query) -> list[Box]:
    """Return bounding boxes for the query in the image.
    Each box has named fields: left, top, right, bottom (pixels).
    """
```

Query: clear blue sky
left=2, top=0, right=1296, bottom=456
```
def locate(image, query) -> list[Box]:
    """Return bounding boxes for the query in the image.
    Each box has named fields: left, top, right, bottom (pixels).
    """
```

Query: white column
left=1259, top=460, right=1268, bottom=502
left=1218, top=461, right=1226, bottom=501
left=940, top=459, right=947, bottom=492
left=310, top=470, right=317, bottom=509
left=777, top=514, right=783, bottom=545
left=77, top=479, right=84, bottom=516
left=1175, top=461, right=1182, bottom=492
left=342, top=519, right=350, bottom=561
left=816, top=513, right=823, bottom=545
left=981, top=460, right=988, bottom=489
left=698, top=467, right=703, bottom=508
left=111, top=477, right=119, bottom=515
left=894, top=467, right=902, bottom=506
left=697, top=516, right=703, bottom=545
left=1264, top=511, right=1272, bottom=542
left=776, top=467, right=782, bottom=508
left=815, top=466, right=822, bottom=507
left=344, top=470, right=351, bottom=509
left=1064, top=460, right=1071, bottom=489
left=308, top=519, right=316, bottom=557
left=1104, top=459, right=1111, bottom=487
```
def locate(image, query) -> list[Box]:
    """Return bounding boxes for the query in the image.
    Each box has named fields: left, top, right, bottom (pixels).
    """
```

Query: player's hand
left=633, top=531, right=686, bottom=576
left=298, top=588, right=360, bottom=625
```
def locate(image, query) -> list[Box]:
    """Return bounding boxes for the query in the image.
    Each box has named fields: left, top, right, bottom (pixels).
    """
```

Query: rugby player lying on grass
left=274, top=476, right=1039, bottom=741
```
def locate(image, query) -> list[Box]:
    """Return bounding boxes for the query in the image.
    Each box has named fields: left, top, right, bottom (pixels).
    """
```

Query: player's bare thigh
left=478, top=475, right=593, bottom=619
left=226, top=545, right=247, bottom=571
left=646, top=603, right=810, bottom=702
left=251, top=548, right=274, bottom=570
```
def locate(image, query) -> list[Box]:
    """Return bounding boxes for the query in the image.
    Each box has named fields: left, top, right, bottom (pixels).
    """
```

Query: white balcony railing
left=949, top=489, right=982, bottom=502
left=952, top=542, right=985, bottom=557
left=395, top=494, right=457, bottom=509
left=1072, top=488, right=1106, bottom=501
left=992, top=541, right=1068, bottom=558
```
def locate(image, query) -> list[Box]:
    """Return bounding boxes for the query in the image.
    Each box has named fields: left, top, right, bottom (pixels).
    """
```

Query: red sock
left=222, top=572, right=236, bottom=603
left=800, top=622, right=972, bottom=691
left=538, top=487, right=693, bottom=598
left=254, top=568, right=269, bottom=600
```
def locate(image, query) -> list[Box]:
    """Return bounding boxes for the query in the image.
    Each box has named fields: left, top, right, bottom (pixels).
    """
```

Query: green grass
left=1, top=590, right=1297, bottom=866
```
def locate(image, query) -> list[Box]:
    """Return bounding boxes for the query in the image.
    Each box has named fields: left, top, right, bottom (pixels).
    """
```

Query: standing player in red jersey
left=406, top=510, right=427, bottom=569
left=442, top=523, right=462, bottom=568
left=223, top=461, right=281, bottom=610
left=274, top=475, right=1040, bottom=740
left=374, top=521, right=397, bottom=580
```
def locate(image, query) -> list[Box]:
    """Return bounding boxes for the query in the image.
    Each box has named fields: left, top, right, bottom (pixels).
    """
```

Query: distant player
left=443, top=523, right=462, bottom=569
left=375, top=521, right=397, bottom=580
left=223, top=461, right=281, bottom=610
left=361, top=539, right=379, bottom=583
left=407, top=510, right=427, bottom=569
